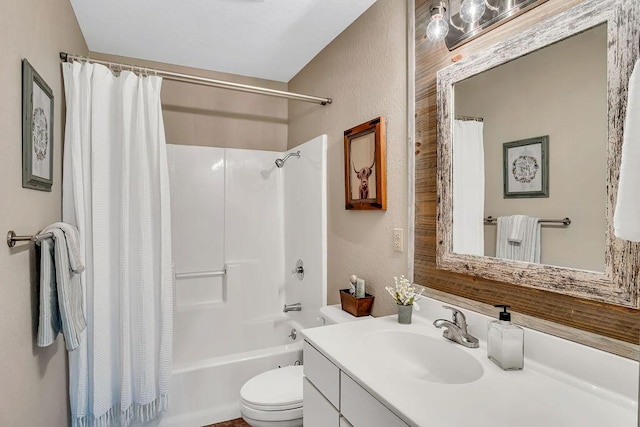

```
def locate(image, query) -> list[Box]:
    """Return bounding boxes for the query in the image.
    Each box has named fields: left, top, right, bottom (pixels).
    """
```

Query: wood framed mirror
left=436, top=0, right=639, bottom=308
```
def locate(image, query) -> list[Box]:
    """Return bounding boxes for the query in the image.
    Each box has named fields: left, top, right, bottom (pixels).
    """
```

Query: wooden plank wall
left=414, top=0, right=639, bottom=356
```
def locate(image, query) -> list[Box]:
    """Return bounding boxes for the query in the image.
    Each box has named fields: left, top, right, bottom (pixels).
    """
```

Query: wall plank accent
left=414, top=0, right=640, bottom=356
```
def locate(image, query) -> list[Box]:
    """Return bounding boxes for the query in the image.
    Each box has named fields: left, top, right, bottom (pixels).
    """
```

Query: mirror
left=453, top=24, right=607, bottom=272
left=436, top=0, right=639, bottom=308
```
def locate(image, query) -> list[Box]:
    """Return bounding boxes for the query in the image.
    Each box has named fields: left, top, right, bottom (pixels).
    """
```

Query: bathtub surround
left=163, top=135, right=326, bottom=425
left=0, top=0, right=88, bottom=425
left=62, top=61, right=173, bottom=426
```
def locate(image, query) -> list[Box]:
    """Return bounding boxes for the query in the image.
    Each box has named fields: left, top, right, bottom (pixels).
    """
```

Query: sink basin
left=362, top=330, right=484, bottom=384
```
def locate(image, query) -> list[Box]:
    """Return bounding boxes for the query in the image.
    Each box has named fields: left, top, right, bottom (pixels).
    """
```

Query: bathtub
left=159, top=315, right=305, bottom=427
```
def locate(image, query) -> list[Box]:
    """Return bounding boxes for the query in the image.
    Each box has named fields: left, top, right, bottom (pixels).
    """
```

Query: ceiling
left=69, top=0, right=378, bottom=82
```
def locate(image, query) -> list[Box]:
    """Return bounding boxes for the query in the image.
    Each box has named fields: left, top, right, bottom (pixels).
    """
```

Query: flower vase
left=397, top=304, right=413, bottom=324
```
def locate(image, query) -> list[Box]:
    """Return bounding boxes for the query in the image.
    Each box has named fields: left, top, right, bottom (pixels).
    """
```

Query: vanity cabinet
left=303, top=340, right=409, bottom=427
left=303, top=378, right=339, bottom=427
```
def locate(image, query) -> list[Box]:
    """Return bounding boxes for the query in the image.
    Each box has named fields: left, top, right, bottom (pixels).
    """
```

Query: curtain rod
left=59, top=52, right=332, bottom=106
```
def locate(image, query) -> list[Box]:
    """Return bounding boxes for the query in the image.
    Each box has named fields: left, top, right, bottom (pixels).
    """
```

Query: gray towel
left=37, top=238, right=61, bottom=347
left=37, top=225, right=86, bottom=351
left=43, top=222, right=85, bottom=273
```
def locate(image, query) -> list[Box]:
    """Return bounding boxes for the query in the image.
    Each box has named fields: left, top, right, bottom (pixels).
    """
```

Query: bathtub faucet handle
left=291, top=259, right=304, bottom=281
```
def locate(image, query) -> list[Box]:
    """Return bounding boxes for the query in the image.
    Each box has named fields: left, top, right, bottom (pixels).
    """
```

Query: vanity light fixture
left=425, top=0, right=548, bottom=49
left=460, top=0, right=486, bottom=24
left=427, top=1, right=450, bottom=42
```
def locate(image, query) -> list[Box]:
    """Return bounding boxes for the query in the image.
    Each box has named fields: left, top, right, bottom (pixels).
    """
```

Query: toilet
left=239, top=305, right=371, bottom=426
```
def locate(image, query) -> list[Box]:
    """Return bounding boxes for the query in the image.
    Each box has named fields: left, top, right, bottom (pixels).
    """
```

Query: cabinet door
left=303, top=341, right=340, bottom=408
left=340, top=372, right=409, bottom=427
left=303, top=378, right=340, bottom=427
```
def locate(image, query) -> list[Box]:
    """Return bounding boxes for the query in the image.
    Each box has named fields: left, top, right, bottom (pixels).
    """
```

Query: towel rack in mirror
left=483, top=216, right=571, bottom=226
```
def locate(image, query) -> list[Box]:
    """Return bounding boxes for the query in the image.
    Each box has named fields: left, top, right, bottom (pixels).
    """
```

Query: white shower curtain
left=453, top=120, right=485, bottom=255
left=62, top=62, right=173, bottom=427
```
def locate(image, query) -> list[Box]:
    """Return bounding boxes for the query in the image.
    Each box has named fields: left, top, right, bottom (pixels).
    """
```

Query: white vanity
left=301, top=298, right=638, bottom=427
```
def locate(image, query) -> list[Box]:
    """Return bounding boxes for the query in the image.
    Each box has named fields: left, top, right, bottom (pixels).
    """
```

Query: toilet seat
left=240, top=365, right=303, bottom=424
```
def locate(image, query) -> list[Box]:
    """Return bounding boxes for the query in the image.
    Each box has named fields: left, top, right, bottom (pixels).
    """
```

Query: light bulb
left=460, top=0, right=486, bottom=24
left=427, top=17, right=449, bottom=41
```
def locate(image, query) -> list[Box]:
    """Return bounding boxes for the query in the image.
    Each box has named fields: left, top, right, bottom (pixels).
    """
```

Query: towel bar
left=484, top=216, right=571, bottom=226
left=6, top=230, right=53, bottom=248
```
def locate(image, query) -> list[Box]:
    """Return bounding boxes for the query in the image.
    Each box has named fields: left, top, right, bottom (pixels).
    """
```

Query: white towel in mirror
left=614, top=59, right=640, bottom=242
left=496, top=215, right=541, bottom=263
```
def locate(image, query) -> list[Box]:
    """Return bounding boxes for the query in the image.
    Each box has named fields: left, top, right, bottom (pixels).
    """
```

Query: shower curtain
left=452, top=119, right=485, bottom=255
left=62, top=62, right=173, bottom=427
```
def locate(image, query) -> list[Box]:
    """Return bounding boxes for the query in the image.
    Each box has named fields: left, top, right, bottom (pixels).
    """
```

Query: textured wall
left=91, top=52, right=288, bottom=152
left=288, top=0, right=408, bottom=316
left=0, top=0, right=88, bottom=425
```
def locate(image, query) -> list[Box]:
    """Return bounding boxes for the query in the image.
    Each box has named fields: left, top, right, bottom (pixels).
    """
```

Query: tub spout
left=283, top=303, right=302, bottom=312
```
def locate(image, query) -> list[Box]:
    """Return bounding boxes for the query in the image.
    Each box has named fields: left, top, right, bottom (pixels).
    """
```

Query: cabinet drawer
left=303, top=378, right=340, bottom=427
left=303, top=341, right=340, bottom=408
left=340, top=372, right=409, bottom=427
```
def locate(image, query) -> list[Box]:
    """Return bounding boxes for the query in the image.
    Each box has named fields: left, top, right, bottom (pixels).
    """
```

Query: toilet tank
left=318, top=304, right=372, bottom=325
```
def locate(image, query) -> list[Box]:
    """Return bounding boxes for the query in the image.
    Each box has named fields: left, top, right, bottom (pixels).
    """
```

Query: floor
left=207, top=419, right=250, bottom=427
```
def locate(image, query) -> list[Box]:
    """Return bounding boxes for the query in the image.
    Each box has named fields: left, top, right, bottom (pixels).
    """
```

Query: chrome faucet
left=283, top=303, right=302, bottom=312
left=433, top=306, right=479, bottom=348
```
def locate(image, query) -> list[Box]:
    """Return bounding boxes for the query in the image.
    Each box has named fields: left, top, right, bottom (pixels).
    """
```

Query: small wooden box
left=339, top=289, right=375, bottom=317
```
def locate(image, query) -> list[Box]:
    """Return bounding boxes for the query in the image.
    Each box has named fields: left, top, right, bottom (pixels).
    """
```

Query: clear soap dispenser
left=487, top=305, right=524, bottom=370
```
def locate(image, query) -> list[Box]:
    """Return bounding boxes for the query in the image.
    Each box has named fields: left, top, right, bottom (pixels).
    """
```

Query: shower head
left=275, top=151, right=300, bottom=168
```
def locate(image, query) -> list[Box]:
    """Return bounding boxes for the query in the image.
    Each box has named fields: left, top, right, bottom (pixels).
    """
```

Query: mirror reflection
left=452, top=24, right=607, bottom=272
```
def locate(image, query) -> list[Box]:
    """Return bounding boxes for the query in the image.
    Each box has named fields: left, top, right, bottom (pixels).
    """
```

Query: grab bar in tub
left=175, top=269, right=226, bottom=279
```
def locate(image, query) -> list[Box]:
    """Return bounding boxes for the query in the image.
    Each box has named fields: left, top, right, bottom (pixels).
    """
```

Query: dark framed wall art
left=343, top=117, right=387, bottom=210
left=22, top=59, right=54, bottom=192
left=503, top=135, right=549, bottom=198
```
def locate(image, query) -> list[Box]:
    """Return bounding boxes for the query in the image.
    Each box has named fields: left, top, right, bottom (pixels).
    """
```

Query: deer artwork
left=352, top=159, right=375, bottom=199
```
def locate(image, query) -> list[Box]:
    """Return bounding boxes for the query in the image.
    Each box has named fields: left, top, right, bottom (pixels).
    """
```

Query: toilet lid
left=240, top=365, right=303, bottom=409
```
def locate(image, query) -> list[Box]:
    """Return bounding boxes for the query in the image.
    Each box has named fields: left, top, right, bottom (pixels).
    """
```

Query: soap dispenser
left=487, top=305, right=524, bottom=370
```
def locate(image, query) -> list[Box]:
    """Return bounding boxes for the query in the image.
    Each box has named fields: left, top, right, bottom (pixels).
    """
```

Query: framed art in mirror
left=503, top=136, right=549, bottom=199
left=436, top=0, right=639, bottom=308
left=344, top=117, right=387, bottom=210
left=22, top=59, right=54, bottom=192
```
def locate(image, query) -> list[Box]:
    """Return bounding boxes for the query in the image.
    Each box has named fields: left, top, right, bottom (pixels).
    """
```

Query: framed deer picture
left=344, top=117, right=386, bottom=210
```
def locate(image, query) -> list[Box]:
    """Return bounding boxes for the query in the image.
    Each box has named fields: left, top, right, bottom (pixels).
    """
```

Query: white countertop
left=302, top=302, right=638, bottom=427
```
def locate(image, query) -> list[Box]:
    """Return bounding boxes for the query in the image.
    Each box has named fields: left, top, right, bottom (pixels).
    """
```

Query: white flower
left=385, top=275, right=423, bottom=309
